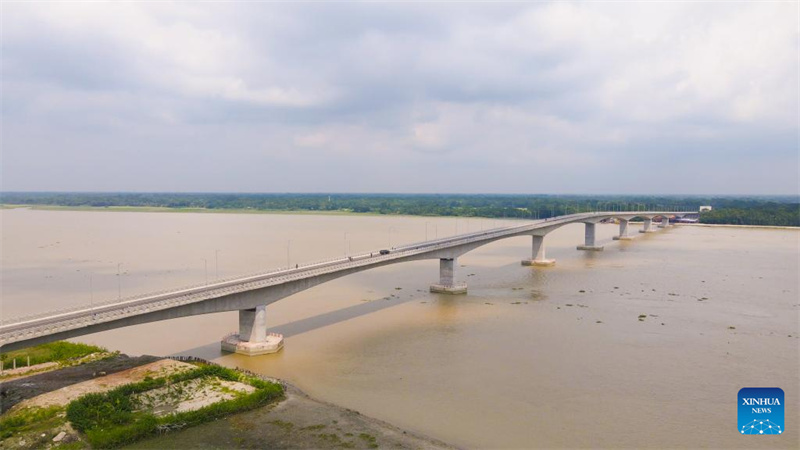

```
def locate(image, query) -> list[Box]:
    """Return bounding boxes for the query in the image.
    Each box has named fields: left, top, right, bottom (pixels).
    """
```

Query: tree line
left=2, top=192, right=798, bottom=226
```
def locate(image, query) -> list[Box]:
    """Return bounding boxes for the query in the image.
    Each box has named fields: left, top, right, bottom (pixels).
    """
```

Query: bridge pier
left=613, top=219, right=633, bottom=240
left=430, top=258, right=467, bottom=294
left=639, top=218, right=655, bottom=233
left=221, top=305, right=284, bottom=356
left=577, top=223, right=604, bottom=251
left=522, top=235, right=555, bottom=266
left=658, top=216, right=671, bottom=228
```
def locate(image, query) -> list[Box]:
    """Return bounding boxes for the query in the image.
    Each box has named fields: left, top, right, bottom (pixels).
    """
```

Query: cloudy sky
left=2, top=2, right=797, bottom=195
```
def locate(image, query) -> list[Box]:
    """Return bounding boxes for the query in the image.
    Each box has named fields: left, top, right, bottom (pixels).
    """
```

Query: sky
left=1, top=2, right=798, bottom=195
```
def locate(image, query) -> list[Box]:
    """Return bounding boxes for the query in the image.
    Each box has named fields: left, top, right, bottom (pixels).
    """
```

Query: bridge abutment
left=577, top=223, right=604, bottom=251
left=613, top=219, right=633, bottom=240
left=430, top=258, right=467, bottom=294
left=221, top=305, right=284, bottom=356
left=639, top=218, right=655, bottom=233
left=522, top=235, right=555, bottom=266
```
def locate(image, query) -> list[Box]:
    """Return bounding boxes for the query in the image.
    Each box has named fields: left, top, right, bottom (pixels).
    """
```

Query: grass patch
left=268, top=419, right=295, bottom=431
left=359, top=432, right=379, bottom=448
left=1, top=341, right=106, bottom=367
left=0, top=405, right=64, bottom=440
left=56, top=441, right=88, bottom=450
left=66, top=363, right=283, bottom=448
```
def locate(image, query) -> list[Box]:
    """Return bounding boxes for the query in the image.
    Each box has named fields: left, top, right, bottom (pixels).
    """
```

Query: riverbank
left=0, top=352, right=453, bottom=449
left=130, top=380, right=454, bottom=449
left=683, top=223, right=799, bottom=230
left=4, top=203, right=796, bottom=229
left=0, top=204, right=388, bottom=217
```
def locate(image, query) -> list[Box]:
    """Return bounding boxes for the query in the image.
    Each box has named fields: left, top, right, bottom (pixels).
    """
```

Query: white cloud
left=1, top=2, right=797, bottom=194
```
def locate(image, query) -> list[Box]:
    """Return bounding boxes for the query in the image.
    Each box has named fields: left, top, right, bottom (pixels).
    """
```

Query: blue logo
left=738, top=387, right=784, bottom=435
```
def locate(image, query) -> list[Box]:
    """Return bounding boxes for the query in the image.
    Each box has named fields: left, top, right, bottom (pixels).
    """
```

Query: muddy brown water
left=1, top=209, right=798, bottom=448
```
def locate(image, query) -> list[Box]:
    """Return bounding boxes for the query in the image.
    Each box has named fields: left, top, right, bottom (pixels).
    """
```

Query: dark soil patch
left=0, top=354, right=159, bottom=413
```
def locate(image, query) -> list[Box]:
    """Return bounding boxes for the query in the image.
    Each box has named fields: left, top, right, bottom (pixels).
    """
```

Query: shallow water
left=2, top=209, right=798, bottom=448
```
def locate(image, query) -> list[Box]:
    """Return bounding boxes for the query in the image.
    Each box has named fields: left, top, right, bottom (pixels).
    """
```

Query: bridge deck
left=0, top=211, right=688, bottom=348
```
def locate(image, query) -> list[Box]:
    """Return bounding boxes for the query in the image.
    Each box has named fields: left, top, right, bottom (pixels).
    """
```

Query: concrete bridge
left=0, top=211, right=692, bottom=355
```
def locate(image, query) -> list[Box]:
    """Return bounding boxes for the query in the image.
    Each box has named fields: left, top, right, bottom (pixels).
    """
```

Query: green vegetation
left=1, top=192, right=797, bottom=226
left=0, top=406, right=64, bottom=440
left=698, top=202, right=799, bottom=226
left=66, top=363, right=283, bottom=448
left=359, top=432, right=379, bottom=448
left=1, top=341, right=105, bottom=367
left=268, top=419, right=295, bottom=431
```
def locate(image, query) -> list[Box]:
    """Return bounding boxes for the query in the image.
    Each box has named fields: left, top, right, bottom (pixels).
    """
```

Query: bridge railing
left=2, top=216, right=566, bottom=326
left=1, top=221, right=526, bottom=326
left=0, top=222, right=534, bottom=326
left=0, top=249, right=369, bottom=325
left=1, top=211, right=690, bottom=327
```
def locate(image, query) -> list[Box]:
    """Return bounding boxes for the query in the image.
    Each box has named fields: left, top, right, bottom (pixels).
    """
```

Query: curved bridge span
left=0, top=211, right=692, bottom=354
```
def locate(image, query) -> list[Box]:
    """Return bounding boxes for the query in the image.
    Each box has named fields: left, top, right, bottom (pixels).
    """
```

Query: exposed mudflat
left=129, top=382, right=454, bottom=450
left=1, top=355, right=455, bottom=449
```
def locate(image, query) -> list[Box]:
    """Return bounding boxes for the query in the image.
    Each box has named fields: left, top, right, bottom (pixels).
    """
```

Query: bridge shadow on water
left=172, top=294, right=421, bottom=359
left=270, top=295, right=419, bottom=337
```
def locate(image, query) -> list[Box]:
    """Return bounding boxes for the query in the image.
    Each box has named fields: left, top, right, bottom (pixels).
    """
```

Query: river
left=1, top=208, right=797, bottom=448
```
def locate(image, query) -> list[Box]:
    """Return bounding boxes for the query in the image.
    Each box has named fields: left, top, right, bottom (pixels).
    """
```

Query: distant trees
left=1, top=192, right=797, bottom=227
left=699, top=204, right=799, bottom=227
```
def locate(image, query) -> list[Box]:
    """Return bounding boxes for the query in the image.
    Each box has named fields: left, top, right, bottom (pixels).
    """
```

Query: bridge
left=0, top=211, right=692, bottom=355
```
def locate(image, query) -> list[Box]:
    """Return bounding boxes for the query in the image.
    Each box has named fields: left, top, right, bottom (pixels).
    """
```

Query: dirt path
left=12, top=359, right=195, bottom=411
left=0, top=361, right=59, bottom=378
left=0, top=354, right=160, bottom=413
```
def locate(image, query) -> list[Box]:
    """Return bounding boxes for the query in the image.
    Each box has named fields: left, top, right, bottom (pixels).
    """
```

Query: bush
left=66, top=363, right=284, bottom=448
left=85, top=414, right=158, bottom=448
left=66, top=390, right=135, bottom=432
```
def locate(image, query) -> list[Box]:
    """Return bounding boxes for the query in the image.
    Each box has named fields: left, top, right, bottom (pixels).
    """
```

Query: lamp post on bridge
left=215, top=249, right=220, bottom=279
left=389, top=227, right=397, bottom=248
left=344, top=232, right=349, bottom=257
left=116, top=263, right=122, bottom=299
left=287, top=240, right=292, bottom=269
left=88, top=274, right=94, bottom=320
left=203, top=258, right=208, bottom=284
left=424, top=222, right=438, bottom=239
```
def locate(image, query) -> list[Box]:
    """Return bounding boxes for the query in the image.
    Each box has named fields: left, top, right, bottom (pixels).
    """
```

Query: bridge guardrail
left=1, top=214, right=580, bottom=331
left=1, top=211, right=690, bottom=341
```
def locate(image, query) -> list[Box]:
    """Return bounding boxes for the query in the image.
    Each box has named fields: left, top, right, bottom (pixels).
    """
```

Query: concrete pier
left=658, top=216, right=671, bottom=228
left=430, top=258, right=467, bottom=294
left=522, top=235, right=556, bottom=266
left=1, top=209, right=696, bottom=355
left=613, top=219, right=634, bottom=240
left=221, top=305, right=284, bottom=355
left=639, top=218, right=655, bottom=233
left=577, top=223, right=604, bottom=251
